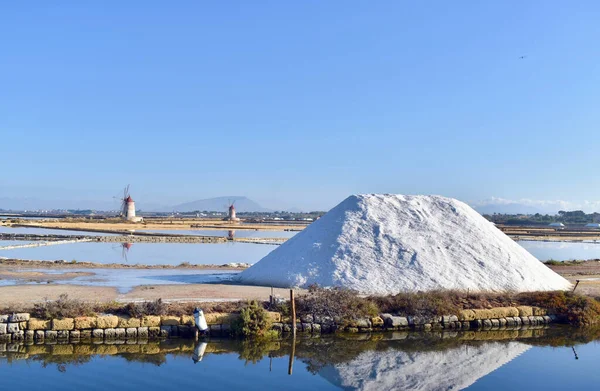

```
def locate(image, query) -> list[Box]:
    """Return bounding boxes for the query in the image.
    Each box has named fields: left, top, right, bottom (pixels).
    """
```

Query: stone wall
left=270, top=306, right=559, bottom=335
left=0, top=306, right=559, bottom=342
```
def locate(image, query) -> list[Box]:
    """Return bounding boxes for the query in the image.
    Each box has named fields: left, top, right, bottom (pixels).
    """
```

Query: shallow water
left=0, top=268, right=239, bottom=292
left=0, top=241, right=275, bottom=265
left=518, top=240, right=600, bottom=261
left=2, top=328, right=600, bottom=390
left=0, top=226, right=117, bottom=236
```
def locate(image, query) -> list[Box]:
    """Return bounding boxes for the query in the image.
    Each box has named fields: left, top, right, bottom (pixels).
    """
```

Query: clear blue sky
left=2, top=1, right=600, bottom=211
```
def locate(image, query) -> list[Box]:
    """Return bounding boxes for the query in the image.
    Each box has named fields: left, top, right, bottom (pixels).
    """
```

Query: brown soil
left=0, top=258, right=248, bottom=270
left=14, top=219, right=307, bottom=232
left=0, top=270, right=93, bottom=282
left=548, top=260, right=600, bottom=296
left=0, top=284, right=293, bottom=305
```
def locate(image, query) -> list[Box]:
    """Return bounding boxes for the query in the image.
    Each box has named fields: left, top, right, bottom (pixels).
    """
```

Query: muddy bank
left=0, top=258, right=249, bottom=270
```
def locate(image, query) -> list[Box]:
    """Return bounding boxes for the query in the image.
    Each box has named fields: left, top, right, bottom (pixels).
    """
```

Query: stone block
left=0, top=334, right=10, bottom=343
left=532, top=307, right=547, bottom=316
left=45, top=330, right=58, bottom=341
left=114, top=328, right=126, bottom=339
left=0, top=324, right=6, bottom=335
left=160, top=316, right=180, bottom=326
left=9, top=313, right=30, bottom=322
left=499, top=318, right=507, bottom=327
left=301, top=323, right=312, bottom=333
left=520, top=316, right=530, bottom=325
left=0, top=315, right=8, bottom=323
left=25, top=330, right=34, bottom=341
left=8, top=323, right=19, bottom=333
left=461, top=321, right=470, bottom=330
left=141, top=316, right=161, bottom=327
left=266, top=311, right=281, bottom=323
left=370, top=316, right=384, bottom=327
left=178, top=325, right=193, bottom=338
left=506, top=317, right=515, bottom=327
left=470, top=319, right=482, bottom=328
left=12, top=330, right=24, bottom=342
left=204, top=313, right=240, bottom=325
left=382, top=314, right=408, bottom=328
left=126, top=328, right=137, bottom=339
left=543, top=315, right=552, bottom=324
left=80, top=330, right=92, bottom=339
left=517, top=306, right=533, bottom=317
left=282, top=323, right=292, bottom=333
left=35, top=330, right=45, bottom=341
left=19, top=321, right=28, bottom=330
left=458, top=310, right=476, bottom=321
left=408, top=315, right=439, bottom=325
left=52, top=318, right=74, bottom=331
left=118, top=317, right=141, bottom=328
left=490, top=319, right=500, bottom=328
left=220, top=323, right=231, bottom=333
left=148, top=327, right=160, bottom=339
left=160, top=325, right=173, bottom=336
left=104, top=328, right=117, bottom=339
left=74, top=317, right=97, bottom=329
left=70, top=330, right=81, bottom=340
left=137, top=327, right=149, bottom=339
left=528, top=316, right=536, bottom=325
left=57, top=330, right=69, bottom=339
left=92, top=329, right=104, bottom=339
left=210, top=324, right=222, bottom=333
left=300, top=314, right=313, bottom=323
left=28, top=319, right=51, bottom=331
left=354, top=318, right=370, bottom=329
left=180, top=315, right=195, bottom=326
left=159, top=329, right=169, bottom=338
left=97, top=316, right=119, bottom=329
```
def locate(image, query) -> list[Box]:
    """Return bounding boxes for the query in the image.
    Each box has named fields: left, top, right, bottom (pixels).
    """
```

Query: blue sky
left=2, top=1, right=600, bottom=212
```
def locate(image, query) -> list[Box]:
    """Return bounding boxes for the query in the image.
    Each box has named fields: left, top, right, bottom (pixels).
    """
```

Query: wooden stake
left=573, top=280, right=580, bottom=293
left=288, top=336, right=296, bottom=375
left=290, top=289, right=297, bottom=338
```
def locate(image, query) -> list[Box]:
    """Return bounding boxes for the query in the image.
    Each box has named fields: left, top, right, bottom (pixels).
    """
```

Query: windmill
left=113, top=185, right=140, bottom=221
left=223, top=199, right=239, bottom=222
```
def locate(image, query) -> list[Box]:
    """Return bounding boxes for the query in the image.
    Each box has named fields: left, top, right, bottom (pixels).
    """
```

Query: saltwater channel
left=2, top=328, right=600, bottom=390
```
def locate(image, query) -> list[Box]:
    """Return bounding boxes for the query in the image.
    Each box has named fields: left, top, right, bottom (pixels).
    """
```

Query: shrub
left=516, top=291, right=600, bottom=326
left=296, top=286, right=379, bottom=322
left=372, top=290, right=461, bottom=317
left=232, top=300, right=274, bottom=338
left=32, top=294, right=95, bottom=319
left=122, top=299, right=168, bottom=317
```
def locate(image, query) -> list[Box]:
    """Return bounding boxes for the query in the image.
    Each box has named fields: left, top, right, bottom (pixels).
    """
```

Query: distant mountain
left=171, top=196, right=272, bottom=213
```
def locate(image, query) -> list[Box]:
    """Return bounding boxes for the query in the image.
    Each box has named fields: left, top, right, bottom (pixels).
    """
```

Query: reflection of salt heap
left=318, top=342, right=530, bottom=391
left=239, top=194, right=571, bottom=294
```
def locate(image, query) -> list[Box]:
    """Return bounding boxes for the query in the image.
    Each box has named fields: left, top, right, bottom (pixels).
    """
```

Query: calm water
left=518, top=240, right=600, bottom=261
left=0, top=268, right=238, bottom=292
left=0, top=226, right=117, bottom=236
left=0, top=241, right=275, bottom=265
left=2, top=328, right=600, bottom=390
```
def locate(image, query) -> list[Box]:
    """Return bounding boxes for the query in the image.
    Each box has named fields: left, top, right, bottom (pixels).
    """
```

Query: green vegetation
left=232, top=300, right=276, bottom=339
left=485, top=210, right=600, bottom=225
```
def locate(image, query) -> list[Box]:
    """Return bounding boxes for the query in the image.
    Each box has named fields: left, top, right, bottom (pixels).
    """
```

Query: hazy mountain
left=171, top=196, right=272, bottom=213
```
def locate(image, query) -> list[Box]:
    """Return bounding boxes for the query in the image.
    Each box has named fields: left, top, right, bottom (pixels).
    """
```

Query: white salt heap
left=318, top=341, right=530, bottom=391
left=239, top=194, right=571, bottom=294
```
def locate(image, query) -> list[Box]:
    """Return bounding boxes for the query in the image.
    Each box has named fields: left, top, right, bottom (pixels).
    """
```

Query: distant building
left=549, top=222, right=565, bottom=228
left=585, top=223, right=600, bottom=228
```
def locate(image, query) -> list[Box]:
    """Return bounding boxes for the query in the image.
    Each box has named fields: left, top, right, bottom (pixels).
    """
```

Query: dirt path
left=0, top=284, right=292, bottom=305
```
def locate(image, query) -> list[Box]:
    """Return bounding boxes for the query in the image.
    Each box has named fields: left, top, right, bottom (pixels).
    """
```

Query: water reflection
left=3, top=327, right=600, bottom=390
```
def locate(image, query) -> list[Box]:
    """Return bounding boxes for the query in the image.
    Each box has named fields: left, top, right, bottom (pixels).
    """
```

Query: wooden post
left=290, top=289, right=296, bottom=338
left=573, top=280, right=580, bottom=293
left=288, top=336, right=296, bottom=375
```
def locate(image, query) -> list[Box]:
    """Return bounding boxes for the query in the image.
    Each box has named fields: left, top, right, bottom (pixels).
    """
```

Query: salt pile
left=318, top=341, right=530, bottom=391
left=239, top=194, right=571, bottom=294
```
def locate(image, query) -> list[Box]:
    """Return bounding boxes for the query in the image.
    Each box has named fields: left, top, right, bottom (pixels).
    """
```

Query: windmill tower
left=117, top=185, right=142, bottom=222
left=223, top=200, right=240, bottom=222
